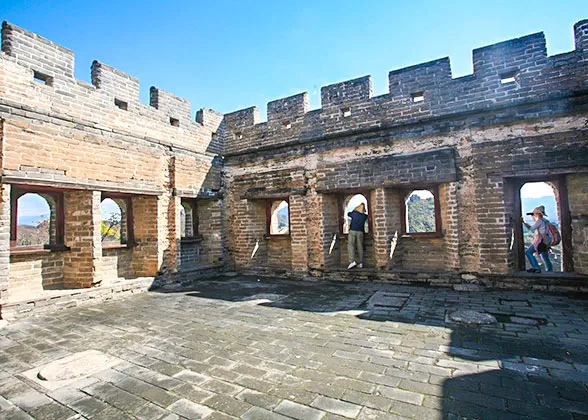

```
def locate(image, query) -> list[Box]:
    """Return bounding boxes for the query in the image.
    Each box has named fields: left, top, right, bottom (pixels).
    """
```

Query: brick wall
left=224, top=22, right=588, bottom=155
left=9, top=252, right=64, bottom=300
left=568, top=174, right=588, bottom=273
left=0, top=22, right=225, bottom=306
left=62, top=191, right=101, bottom=288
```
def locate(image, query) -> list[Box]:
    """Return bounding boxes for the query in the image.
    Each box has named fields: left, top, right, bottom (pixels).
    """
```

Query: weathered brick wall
left=0, top=184, right=10, bottom=305
left=320, top=195, right=340, bottom=269
left=101, top=248, right=133, bottom=282
left=62, top=191, right=101, bottom=288
left=9, top=253, right=64, bottom=300
left=0, top=21, right=225, bottom=303
left=224, top=21, right=588, bottom=155
left=198, top=200, right=223, bottom=264
left=224, top=19, right=588, bottom=278
left=568, top=174, right=588, bottom=273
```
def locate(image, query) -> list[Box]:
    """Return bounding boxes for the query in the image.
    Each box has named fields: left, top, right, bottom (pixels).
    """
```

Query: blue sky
left=1, top=1, right=585, bottom=119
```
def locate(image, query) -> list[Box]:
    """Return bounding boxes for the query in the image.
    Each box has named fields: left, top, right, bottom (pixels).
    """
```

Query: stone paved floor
left=0, top=276, right=587, bottom=419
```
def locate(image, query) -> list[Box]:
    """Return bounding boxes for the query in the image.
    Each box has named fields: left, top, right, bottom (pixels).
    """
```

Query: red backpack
left=543, top=220, right=561, bottom=247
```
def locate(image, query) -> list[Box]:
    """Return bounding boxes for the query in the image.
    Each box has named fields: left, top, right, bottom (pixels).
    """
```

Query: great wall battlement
left=224, top=20, right=588, bottom=155
left=0, top=19, right=587, bottom=320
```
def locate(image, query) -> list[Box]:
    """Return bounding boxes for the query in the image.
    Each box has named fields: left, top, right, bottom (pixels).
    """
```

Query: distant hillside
left=407, top=195, right=435, bottom=233
left=17, top=220, right=49, bottom=246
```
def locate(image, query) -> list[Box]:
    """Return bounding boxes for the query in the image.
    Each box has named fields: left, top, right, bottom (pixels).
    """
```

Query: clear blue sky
left=1, top=1, right=586, bottom=119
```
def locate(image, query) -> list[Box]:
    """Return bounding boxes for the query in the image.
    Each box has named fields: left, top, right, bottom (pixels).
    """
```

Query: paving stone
left=1, top=408, right=35, bottom=420
left=241, top=406, right=292, bottom=420
left=173, top=369, right=210, bottom=385
left=377, top=385, right=424, bottom=405
left=236, top=389, right=281, bottom=410
left=274, top=400, right=326, bottom=420
left=167, top=398, right=213, bottom=419
left=68, top=396, right=110, bottom=417
left=28, top=402, right=78, bottom=420
left=357, top=407, right=404, bottom=419
left=133, top=402, right=171, bottom=420
left=9, top=389, right=53, bottom=410
left=311, top=395, right=362, bottom=418
left=201, top=378, right=243, bottom=396
left=203, top=394, right=252, bottom=417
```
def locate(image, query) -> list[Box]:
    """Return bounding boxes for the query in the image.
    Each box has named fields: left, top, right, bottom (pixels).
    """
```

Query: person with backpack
left=522, top=205, right=553, bottom=273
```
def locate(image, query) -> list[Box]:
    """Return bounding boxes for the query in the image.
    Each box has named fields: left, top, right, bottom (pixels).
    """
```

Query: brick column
left=372, top=189, right=388, bottom=270
left=372, top=188, right=403, bottom=270
left=0, top=184, right=11, bottom=306
left=132, top=196, right=161, bottom=276
left=63, top=190, right=102, bottom=288
left=289, top=194, right=308, bottom=274
left=166, top=195, right=180, bottom=272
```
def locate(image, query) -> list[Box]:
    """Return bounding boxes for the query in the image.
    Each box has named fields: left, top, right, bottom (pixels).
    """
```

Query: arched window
left=101, top=198, right=122, bottom=243
left=100, top=195, right=133, bottom=245
left=267, top=200, right=289, bottom=235
left=15, top=193, right=51, bottom=247
left=180, top=199, right=198, bottom=239
left=404, top=189, right=439, bottom=234
left=342, top=194, right=369, bottom=234
left=11, top=187, right=64, bottom=250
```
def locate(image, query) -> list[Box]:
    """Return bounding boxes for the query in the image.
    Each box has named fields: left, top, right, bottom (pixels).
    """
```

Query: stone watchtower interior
left=1, top=18, right=588, bottom=318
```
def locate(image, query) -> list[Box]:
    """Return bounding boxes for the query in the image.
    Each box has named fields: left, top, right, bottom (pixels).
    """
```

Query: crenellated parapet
left=0, top=21, right=222, bottom=155
left=91, top=60, right=140, bottom=103
left=1, top=21, right=75, bottom=79
left=224, top=20, right=588, bottom=155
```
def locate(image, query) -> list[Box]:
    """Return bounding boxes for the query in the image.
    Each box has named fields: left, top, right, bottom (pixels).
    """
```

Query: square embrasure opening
left=114, top=98, right=128, bottom=110
left=33, top=70, right=53, bottom=86
left=411, top=92, right=425, bottom=103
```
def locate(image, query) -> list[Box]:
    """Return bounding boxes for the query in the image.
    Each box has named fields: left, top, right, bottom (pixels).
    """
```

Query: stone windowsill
left=102, top=242, right=135, bottom=250
left=401, top=232, right=444, bottom=239
left=10, top=245, right=70, bottom=255
left=181, top=236, right=203, bottom=244
left=264, top=234, right=291, bottom=240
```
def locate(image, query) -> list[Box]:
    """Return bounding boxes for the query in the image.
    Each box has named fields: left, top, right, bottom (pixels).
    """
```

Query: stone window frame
left=101, top=193, right=135, bottom=248
left=338, top=192, right=373, bottom=236
left=265, top=198, right=291, bottom=238
left=400, top=186, right=443, bottom=237
left=180, top=198, right=202, bottom=243
left=10, top=185, right=66, bottom=252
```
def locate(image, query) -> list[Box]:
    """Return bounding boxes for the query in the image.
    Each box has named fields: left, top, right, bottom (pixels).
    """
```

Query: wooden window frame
left=400, top=186, right=443, bottom=238
left=180, top=198, right=201, bottom=242
left=266, top=198, right=291, bottom=237
left=101, top=193, right=135, bottom=247
left=338, top=192, right=373, bottom=236
left=10, top=185, right=65, bottom=251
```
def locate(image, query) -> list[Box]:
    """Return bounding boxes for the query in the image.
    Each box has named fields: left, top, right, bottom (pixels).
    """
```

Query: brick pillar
left=132, top=196, right=161, bottom=276
left=372, top=188, right=403, bottom=270
left=289, top=194, right=308, bottom=274
left=568, top=174, right=588, bottom=274
left=166, top=195, right=180, bottom=272
left=372, top=189, right=388, bottom=270
left=63, top=190, right=102, bottom=288
left=0, top=184, right=11, bottom=307
left=440, top=183, right=460, bottom=270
